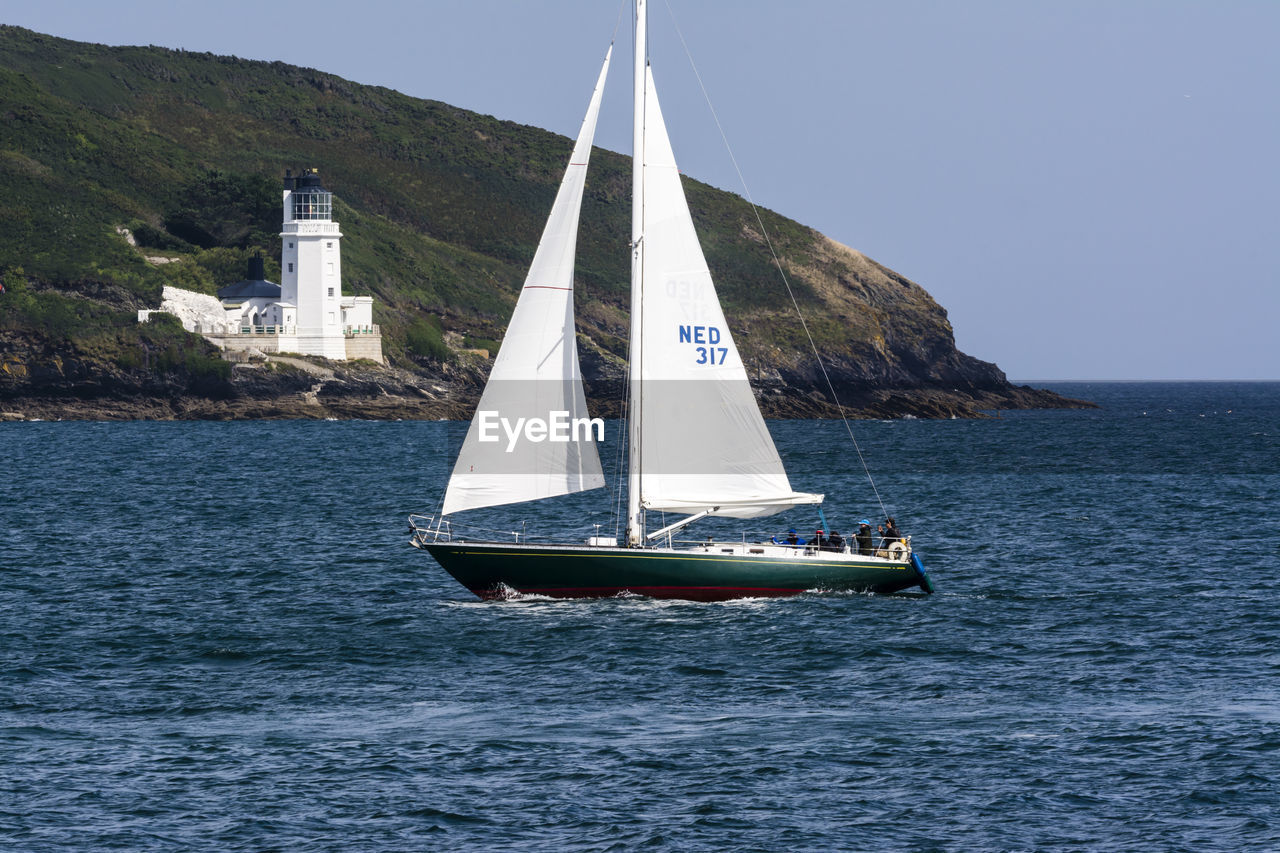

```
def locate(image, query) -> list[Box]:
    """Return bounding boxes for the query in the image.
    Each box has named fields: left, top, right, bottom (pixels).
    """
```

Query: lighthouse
left=280, top=169, right=347, bottom=359
left=161, top=168, right=382, bottom=363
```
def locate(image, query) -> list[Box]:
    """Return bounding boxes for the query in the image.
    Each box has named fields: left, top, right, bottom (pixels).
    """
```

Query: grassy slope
left=0, top=25, right=1004, bottom=398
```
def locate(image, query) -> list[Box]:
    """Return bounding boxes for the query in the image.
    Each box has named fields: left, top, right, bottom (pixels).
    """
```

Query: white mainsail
left=628, top=31, right=822, bottom=530
left=441, top=47, right=612, bottom=516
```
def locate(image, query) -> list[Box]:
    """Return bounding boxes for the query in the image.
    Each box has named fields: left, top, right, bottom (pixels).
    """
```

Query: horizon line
left=1014, top=378, right=1280, bottom=384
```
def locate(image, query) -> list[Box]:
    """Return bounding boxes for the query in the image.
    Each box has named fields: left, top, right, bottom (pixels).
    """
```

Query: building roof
left=217, top=256, right=281, bottom=301
left=217, top=279, right=281, bottom=301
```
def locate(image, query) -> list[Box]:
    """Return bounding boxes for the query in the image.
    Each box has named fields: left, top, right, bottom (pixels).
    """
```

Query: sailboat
left=409, top=0, right=933, bottom=601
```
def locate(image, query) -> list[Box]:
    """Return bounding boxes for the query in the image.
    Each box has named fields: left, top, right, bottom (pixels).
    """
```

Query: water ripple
left=2, top=384, right=1278, bottom=850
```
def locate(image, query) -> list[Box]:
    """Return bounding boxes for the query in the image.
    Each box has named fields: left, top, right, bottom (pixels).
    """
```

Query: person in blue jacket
left=772, top=528, right=806, bottom=547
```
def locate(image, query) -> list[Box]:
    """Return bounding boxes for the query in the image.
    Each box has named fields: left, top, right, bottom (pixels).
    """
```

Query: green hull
left=421, top=541, right=930, bottom=601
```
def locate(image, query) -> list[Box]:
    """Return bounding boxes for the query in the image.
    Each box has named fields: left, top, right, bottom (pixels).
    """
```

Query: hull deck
left=418, top=540, right=931, bottom=601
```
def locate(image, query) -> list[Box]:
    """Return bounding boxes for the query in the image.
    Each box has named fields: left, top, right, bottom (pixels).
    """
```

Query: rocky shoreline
left=0, top=357, right=1094, bottom=422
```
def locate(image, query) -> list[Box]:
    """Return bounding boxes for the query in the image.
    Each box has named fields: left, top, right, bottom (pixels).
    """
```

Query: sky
left=3, top=0, right=1277, bottom=379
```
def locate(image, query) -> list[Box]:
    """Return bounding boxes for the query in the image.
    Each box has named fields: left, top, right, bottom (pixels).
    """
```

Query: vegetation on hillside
left=0, top=24, right=1004, bottom=401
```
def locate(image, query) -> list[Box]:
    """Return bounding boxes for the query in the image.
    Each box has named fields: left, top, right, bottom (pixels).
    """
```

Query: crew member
left=856, top=520, right=874, bottom=555
left=772, top=528, right=805, bottom=547
left=878, top=517, right=901, bottom=550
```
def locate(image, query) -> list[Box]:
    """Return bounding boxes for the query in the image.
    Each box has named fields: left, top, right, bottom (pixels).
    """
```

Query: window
left=326, top=242, right=333, bottom=249
left=292, top=190, right=331, bottom=220
left=327, top=288, right=334, bottom=297
left=288, top=242, right=294, bottom=249
left=287, top=263, right=293, bottom=273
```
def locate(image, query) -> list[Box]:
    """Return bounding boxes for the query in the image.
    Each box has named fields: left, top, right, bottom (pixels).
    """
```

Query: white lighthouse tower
left=280, top=169, right=347, bottom=359
left=156, top=167, right=381, bottom=363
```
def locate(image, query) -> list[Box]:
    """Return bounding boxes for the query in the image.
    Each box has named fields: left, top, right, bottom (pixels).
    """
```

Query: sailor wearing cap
left=856, top=520, right=875, bottom=555
left=771, top=527, right=805, bottom=547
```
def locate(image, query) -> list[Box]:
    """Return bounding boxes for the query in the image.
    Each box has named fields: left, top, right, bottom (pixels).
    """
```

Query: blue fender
left=910, top=553, right=935, bottom=595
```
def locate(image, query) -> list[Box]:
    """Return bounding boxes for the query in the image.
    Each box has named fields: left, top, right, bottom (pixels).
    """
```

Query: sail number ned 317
left=679, top=324, right=728, bottom=365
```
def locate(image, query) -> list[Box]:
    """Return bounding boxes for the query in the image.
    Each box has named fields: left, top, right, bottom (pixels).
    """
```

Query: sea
left=2, top=381, right=1277, bottom=851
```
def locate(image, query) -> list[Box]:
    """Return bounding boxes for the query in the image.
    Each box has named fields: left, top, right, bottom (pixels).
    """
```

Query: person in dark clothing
left=878, top=517, right=901, bottom=550
left=814, top=530, right=828, bottom=551
left=826, top=530, right=844, bottom=552
left=855, top=520, right=874, bottom=555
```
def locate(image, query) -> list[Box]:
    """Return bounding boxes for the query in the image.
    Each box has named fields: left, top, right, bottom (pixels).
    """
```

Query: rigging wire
left=611, top=0, right=627, bottom=44
left=661, top=0, right=890, bottom=523
left=611, top=363, right=631, bottom=541
left=610, top=0, right=638, bottom=543
left=427, top=418, right=454, bottom=519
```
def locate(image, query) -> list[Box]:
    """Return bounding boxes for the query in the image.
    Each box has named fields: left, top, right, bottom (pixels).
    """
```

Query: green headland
left=0, top=25, right=1088, bottom=420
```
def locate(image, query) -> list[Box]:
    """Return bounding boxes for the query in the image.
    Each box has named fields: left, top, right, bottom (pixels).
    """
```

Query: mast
left=626, top=0, right=647, bottom=546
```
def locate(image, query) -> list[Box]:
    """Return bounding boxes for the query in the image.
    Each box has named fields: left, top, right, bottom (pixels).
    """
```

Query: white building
left=217, top=254, right=293, bottom=332
left=152, top=168, right=383, bottom=363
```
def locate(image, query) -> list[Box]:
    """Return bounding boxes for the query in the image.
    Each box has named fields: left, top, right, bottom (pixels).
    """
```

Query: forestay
left=441, top=48, right=612, bottom=516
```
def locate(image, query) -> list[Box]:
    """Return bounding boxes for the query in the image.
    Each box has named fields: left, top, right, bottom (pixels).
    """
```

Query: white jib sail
left=441, top=47, right=611, bottom=516
left=633, top=66, right=822, bottom=519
